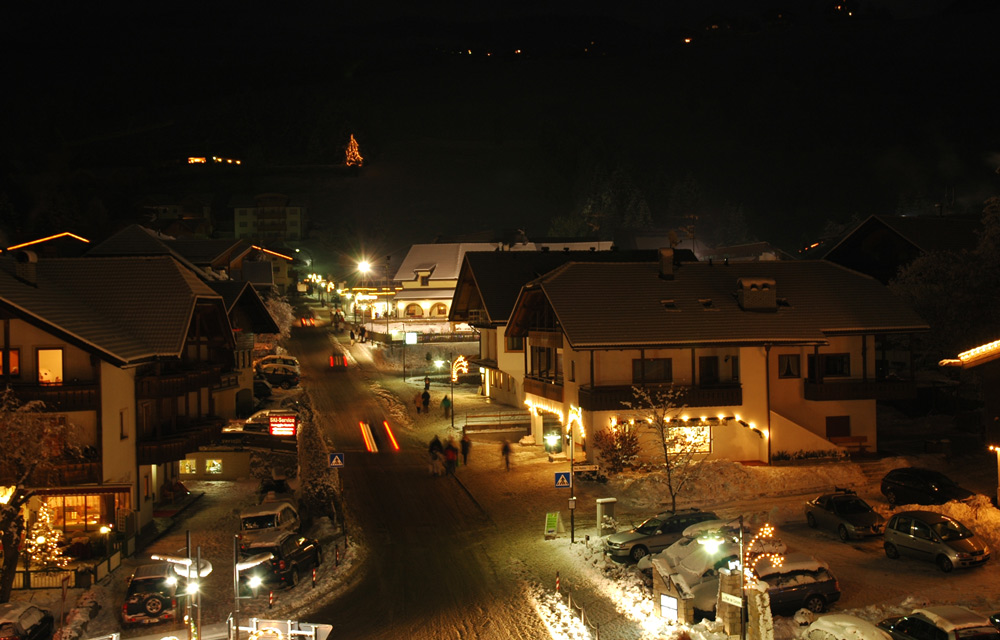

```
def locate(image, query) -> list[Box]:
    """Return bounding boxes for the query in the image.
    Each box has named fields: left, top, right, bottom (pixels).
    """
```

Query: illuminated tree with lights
left=591, top=420, right=640, bottom=474
left=25, top=503, right=67, bottom=570
left=623, top=385, right=709, bottom=513
left=0, top=388, right=78, bottom=603
left=345, top=134, right=364, bottom=167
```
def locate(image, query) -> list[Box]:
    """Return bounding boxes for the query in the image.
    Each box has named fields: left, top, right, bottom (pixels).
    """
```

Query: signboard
left=328, top=453, right=345, bottom=468
left=544, top=511, right=564, bottom=539
left=269, top=415, right=298, bottom=437
left=721, top=592, right=744, bottom=608
left=554, top=472, right=570, bottom=488
left=405, top=332, right=418, bottom=345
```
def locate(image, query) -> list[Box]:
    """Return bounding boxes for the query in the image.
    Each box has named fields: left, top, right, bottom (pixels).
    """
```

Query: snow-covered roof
left=913, top=607, right=994, bottom=632
left=805, top=614, right=893, bottom=640
left=755, top=552, right=827, bottom=577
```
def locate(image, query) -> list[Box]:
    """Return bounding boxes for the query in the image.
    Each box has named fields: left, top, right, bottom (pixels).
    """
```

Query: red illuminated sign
left=269, top=415, right=298, bottom=437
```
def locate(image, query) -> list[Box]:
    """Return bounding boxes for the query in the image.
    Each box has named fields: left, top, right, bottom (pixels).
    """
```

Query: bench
left=830, top=435, right=868, bottom=453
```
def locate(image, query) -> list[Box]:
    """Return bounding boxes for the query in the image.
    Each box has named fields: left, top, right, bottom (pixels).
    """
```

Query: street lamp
left=358, top=261, right=372, bottom=335
left=232, top=534, right=272, bottom=640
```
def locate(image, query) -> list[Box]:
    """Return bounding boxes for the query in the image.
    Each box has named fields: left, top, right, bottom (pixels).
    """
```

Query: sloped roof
left=87, top=224, right=174, bottom=257
left=394, top=243, right=500, bottom=281
left=0, top=255, right=225, bottom=364
left=162, top=238, right=251, bottom=265
left=511, top=260, right=928, bottom=349
left=207, top=280, right=279, bottom=334
left=458, top=250, right=658, bottom=323
left=871, top=215, right=980, bottom=253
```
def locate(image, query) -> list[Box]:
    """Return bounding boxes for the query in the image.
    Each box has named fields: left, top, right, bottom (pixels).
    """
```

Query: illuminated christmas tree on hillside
left=345, top=134, right=364, bottom=167
left=26, top=503, right=68, bottom=569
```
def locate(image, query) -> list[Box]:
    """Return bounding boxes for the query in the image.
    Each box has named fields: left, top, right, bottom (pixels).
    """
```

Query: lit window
left=0, top=349, right=20, bottom=376
left=205, top=459, right=223, bottom=474
left=660, top=593, right=679, bottom=621
left=37, top=348, right=63, bottom=385
left=180, top=459, right=198, bottom=474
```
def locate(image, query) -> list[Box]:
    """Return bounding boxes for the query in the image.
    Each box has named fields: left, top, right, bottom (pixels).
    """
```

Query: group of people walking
left=429, top=434, right=471, bottom=476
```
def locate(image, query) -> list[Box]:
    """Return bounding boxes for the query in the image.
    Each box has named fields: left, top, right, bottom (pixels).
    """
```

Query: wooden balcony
left=136, top=366, right=224, bottom=399
left=523, top=377, right=564, bottom=403
left=8, top=382, right=99, bottom=411
left=138, top=420, right=224, bottom=465
left=577, top=383, right=743, bottom=412
left=27, top=461, right=102, bottom=486
left=803, top=378, right=917, bottom=401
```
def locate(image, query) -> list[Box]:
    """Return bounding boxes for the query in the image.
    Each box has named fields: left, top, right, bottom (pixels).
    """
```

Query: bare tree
left=622, top=385, right=709, bottom=513
left=0, top=389, right=78, bottom=603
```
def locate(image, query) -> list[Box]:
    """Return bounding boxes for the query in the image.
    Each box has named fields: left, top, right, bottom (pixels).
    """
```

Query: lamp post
left=698, top=515, right=746, bottom=640
left=232, top=534, right=271, bottom=640
left=99, top=524, right=112, bottom=573
left=358, top=260, right=371, bottom=335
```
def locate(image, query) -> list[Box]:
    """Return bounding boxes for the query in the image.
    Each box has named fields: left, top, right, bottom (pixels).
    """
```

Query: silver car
left=883, top=510, right=990, bottom=572
left=604, top=509, right=717, bottom=562
left=804, top=489, right=885, bottom=542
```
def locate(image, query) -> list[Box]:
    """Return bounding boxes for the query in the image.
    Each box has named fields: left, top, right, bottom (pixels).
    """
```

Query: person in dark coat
left=460, top=433, right=471, bottom=465
left=421, top=389, right=431, bottom=413
left=501, top=440, right=511, bottom=471
left=424, top=376, right=431, bottom=391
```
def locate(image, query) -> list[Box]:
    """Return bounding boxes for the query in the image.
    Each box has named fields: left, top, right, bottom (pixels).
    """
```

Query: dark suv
left=240, top=531, right=322, bottom=588
left=757, top=552, right=841, bottom=614
left=880, top=468, right=974, bottom=506
left=121, top=563, right=186, bottom=626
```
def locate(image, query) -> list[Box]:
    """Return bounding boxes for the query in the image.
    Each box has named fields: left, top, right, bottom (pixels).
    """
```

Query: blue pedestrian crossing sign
left=554, top=472, right=571, bottom=488
left=328, top=453, right=345, bottom=468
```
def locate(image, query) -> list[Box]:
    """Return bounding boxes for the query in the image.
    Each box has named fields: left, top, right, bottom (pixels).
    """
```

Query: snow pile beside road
left=609, top=460, right=870, bottom=511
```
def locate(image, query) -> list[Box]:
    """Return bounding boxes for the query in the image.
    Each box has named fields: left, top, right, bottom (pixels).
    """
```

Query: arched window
left=405, top=304, right=424, bottom=317
left=430, top=303, right=448, bottom=317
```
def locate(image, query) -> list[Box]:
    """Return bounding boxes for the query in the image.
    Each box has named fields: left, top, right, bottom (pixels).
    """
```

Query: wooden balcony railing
left=523, top=377, right=564, bottom=403
left=803, top=378, right=917, bottom=401
left=577, top=383, right=743, bottom=412
left=25, top=461, right=102, bottom=486
left=136, top=366, right=225, bottom=399
left=8, top=382, right=99, bottom=412
left=138, top=420, right=224, bottom=465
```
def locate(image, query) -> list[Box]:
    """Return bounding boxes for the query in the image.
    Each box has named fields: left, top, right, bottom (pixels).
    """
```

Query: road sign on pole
left=328, top=453, right=345, bottom=468
left=554, top=472, right=570, bottom=488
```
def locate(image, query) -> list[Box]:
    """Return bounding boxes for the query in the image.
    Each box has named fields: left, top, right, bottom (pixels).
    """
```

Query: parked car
left=756, top=553, right=841, bottom=614
left=805, top=488, right=885, bottom=541
left=883, top=510, right=990, bottom=572
left=805, top=614, right=892, bottom=640
left=253, top=378, right=273, bottom=399
left=239, top=530, right=322, bottom=588
left=0, top=602, right=54, bottom=640
left=121, top=563, right=185, bottom=626
left=256, top=355, right=300, bottom=373
left=256, top=364, right=300, bottom=389
left=880, top=468, right=974, bottom=506
left=243, top=408, right=299, bottom=433
left=879, top=607, right=1000, bottom=640
left=604, top=509, right=719, bottom=562
left=239, top=501, right=301, bottom=550
left=640, top=518, right=787, bottom=573
left=329, top=349, right=349, bottom=370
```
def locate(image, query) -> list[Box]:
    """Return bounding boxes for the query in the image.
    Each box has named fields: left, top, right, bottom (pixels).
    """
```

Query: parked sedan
left=880, top=467, right=974, bottom=506
left=604, top=509, right=718, bottom=562
left=0, top=603, right=54, bottom=640
left=256, top=364, right=300, bottom=389
left=879, top=607, right=1000, bottom=640
left=805, top=489, right=885, bottom=541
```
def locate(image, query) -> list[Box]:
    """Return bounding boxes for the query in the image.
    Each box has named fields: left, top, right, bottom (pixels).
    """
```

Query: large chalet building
left=452, top=248, right=929, bottom=463
left=0, top=228, right=278, bottom=562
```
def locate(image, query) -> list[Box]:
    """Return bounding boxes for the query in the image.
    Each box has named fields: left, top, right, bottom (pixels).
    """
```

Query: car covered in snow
left=805, top=488, right=885, bottom=541
left=805, top=614, right=892, bottom=640
left=879, top=606, right=1000, bottom=640
left=0, top=602, right=55, bottom=640
left=757, top=553, right=841, bottom=614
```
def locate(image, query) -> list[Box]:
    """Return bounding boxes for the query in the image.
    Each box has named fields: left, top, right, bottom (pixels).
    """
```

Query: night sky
left=2, top=1, right=998, bottom=255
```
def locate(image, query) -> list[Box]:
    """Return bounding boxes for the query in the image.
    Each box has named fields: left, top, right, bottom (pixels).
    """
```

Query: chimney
left=737, top=277, right=777, bottom=312
left=659, top=247, right=674, bottom=280
left=15, top=250, right=38, bottom=287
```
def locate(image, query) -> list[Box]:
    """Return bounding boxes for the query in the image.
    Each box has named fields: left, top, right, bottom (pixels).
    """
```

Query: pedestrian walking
left=349, top=329, right=356, bottom=345
left=460, top=433, right=471, bottom=465
left=501, top=440, right=511, bottom=471
left=444, top=438, right=459, bottom=475
left=421, top=389, right=431, bottom=414
left=441, top=394, right=451, bottom=418
left=359, top=326, right=367, bottom=343
left=414, top=392, right=423, bottom=414
left=430, top=450, right=445, bottom=476
left=429, top=434, right=443, bottom=456
left=424, top=375, right=431, bottom=391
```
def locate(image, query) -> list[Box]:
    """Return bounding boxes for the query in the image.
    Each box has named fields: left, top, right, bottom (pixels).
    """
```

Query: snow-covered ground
left=19, top=324, right=1000, bottom=640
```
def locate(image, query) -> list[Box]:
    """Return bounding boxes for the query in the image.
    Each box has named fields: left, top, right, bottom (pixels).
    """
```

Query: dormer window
left=699, top=299, right=716, bottom=310
left=420, top=275, right=430, bottom=287
left=661, top=299, right=679, bottom=311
